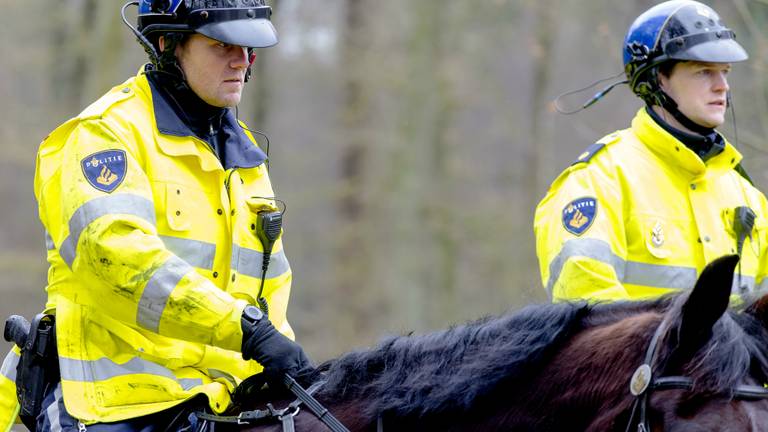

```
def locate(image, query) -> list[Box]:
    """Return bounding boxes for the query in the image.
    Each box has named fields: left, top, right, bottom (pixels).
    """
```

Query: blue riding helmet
left=623, top=0, right=747, bottom=103
left=137, top=0, right=278, bottom=49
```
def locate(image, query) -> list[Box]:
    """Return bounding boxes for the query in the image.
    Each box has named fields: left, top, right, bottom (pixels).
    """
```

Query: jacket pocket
left=245, top=196, right=279, bottom=215
left=627, top=215, right=683, bottom=261
left=164, top=183, right=194, bottom=231
left=244, top=197, right=282, bottom=246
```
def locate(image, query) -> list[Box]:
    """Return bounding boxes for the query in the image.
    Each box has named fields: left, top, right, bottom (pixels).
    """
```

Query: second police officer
left=535, top=0, right=768, bottom=302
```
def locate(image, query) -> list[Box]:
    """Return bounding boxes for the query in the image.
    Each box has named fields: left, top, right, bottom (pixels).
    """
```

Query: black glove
left=240, top=305, right=315, bottom=383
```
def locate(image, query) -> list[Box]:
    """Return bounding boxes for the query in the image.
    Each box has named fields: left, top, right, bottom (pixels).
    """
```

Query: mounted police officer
left=0, top=0, right=314, bottom=430
left=535, top=0, right=768, bottom=301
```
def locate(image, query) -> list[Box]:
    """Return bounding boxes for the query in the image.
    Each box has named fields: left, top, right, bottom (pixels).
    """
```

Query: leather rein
left=626, top=317, right=768, bottom=432
left=195, top=375, right=350, bottom=432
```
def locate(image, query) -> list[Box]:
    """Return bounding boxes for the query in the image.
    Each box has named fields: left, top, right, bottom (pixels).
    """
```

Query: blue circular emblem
left=562, top=197, right=598, bottom=236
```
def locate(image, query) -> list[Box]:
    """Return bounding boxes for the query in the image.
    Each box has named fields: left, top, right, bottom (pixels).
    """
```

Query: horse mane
left=315, top=293, right=768, bottom=422
left=317, top=297, right=670, bottom=419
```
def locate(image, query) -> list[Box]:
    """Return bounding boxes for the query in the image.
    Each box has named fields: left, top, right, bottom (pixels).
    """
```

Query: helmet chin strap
left=155, top=33, right=186, bottom=76
left=145, top=32, right=199, bottom=97
left=653, top=89, right=715, bottom=135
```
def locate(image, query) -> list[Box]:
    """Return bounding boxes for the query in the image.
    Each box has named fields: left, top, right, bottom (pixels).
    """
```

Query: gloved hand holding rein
left=241, top=305, right=315, bottom=386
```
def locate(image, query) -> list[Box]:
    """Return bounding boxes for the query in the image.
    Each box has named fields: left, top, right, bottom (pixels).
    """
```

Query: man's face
left=659, top=61, right=731, bottom=129
left=174, top=34, right=251, bottom=108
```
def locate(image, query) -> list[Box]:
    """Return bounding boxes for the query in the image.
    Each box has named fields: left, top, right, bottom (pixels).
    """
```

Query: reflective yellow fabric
left=28, top=70, right=294, bottom=423
left=535, top=108, right=768, bottom=302
left=0, top=348, right=21, bottom=431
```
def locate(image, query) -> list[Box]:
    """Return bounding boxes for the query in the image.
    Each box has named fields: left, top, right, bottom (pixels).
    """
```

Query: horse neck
left=311, top=313, right=663, bottom=432
left=501, top=312, right=661, bottom=430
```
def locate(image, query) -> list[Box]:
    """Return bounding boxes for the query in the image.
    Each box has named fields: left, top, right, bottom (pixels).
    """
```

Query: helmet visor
left=665, top=31, right=748, bottom=63
left=189, top=8, right=278, bottom=48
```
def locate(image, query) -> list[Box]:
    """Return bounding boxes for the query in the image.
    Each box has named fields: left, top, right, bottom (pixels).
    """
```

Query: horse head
left=630, top=255, right=768, bottom=431
left=585, top=255, right=768, bottom=431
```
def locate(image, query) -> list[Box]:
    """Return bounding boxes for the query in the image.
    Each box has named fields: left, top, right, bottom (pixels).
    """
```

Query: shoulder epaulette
left=79, top=85, right=135, bottom=120
left=571, top=142, right=606, bottom=166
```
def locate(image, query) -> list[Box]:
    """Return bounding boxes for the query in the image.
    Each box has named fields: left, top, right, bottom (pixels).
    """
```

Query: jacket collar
left=645, top=106, right=724, bottom=162
left=631, top=107, right=741, bottom=178
left=142, top=68, right=267, bottom=170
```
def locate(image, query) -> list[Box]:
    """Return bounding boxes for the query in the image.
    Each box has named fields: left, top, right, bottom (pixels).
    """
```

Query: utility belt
left=3, top=313, right=59, bottom=430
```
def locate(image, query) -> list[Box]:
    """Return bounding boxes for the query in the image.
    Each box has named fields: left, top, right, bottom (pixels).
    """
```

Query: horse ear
left=676, top=255, right=739, bottom=352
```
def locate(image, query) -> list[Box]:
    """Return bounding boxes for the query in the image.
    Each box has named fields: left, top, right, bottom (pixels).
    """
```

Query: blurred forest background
left=2, top=0, right=768, bottom=362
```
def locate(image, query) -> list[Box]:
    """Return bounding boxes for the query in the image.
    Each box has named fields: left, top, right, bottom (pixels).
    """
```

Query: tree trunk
left=526, top=0, right=558, bottom=211
left=333, top=0, right=374, bottom=340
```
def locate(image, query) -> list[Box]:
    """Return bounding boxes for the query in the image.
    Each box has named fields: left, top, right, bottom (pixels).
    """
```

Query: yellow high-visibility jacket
left=0, top=69, right=294, bottom=427
left=534, top=108, right=768, bottom=302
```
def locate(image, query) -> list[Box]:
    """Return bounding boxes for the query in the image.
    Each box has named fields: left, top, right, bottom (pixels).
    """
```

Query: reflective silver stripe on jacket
left=59, top=194, right=157, bottom=267
left=623, top=261, right=697, bottom=290
left=231, top=245, right=290, bottom=279
left=137, top=255, right=193, bottom=332
left=1, top=350, right=19, bottom=382
left=59, top=356, right=202, bottom=390
left=207, top=368, right=238, bottom=388
left=546, top=238, right=699, bottom=295
left=160, top=235, right=216, bottom=270
left=45, top=231, right=56, bottom=251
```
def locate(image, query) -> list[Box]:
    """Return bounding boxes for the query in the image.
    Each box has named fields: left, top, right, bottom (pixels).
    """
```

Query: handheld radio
left=254, top=210, right=283, bottom=315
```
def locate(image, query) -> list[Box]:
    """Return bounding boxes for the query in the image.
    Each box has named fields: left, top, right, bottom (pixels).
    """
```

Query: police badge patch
left=81, top=150, right=127, bottom=193
left=562, top=197, right=598, bottom=236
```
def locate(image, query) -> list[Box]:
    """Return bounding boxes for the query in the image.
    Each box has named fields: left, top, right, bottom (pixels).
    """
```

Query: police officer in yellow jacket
left=535, top=0, right=768, bottom=302
left=0, top=0, right=314, bottom=430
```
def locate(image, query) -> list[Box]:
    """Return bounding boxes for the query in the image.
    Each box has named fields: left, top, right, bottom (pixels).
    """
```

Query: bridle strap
left=194, top=395, right=305, bottom=426
left=627, top=316, right=671, bottom=432
left=732, top=385, right=768, bottom=400
left=627, top=318, right=768, bottom=432
left=194, top=405, right=284, bottom=425
left=653, top=376, right=768, bottom=399
left=193, top=378, right=349, bottom=432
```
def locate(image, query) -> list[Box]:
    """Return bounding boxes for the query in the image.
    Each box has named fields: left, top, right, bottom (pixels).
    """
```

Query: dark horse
left=233, top=255, right=768, bottom=431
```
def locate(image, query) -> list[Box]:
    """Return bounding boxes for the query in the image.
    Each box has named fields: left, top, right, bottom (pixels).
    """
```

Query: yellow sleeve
left=0, top=348, right=21, bottom=432
left=36, top=118, right=246, bottom=351
left=750, top=186, right=768, bottom=292
left=534, top=159, right=629, bottom=302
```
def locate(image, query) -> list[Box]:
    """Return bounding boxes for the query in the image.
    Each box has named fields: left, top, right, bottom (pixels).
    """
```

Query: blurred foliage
left=1, top=0, right=767, bottom=361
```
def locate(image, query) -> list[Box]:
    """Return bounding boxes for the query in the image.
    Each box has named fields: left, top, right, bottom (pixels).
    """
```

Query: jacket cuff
left=212, top=300, right=249, bottom=352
